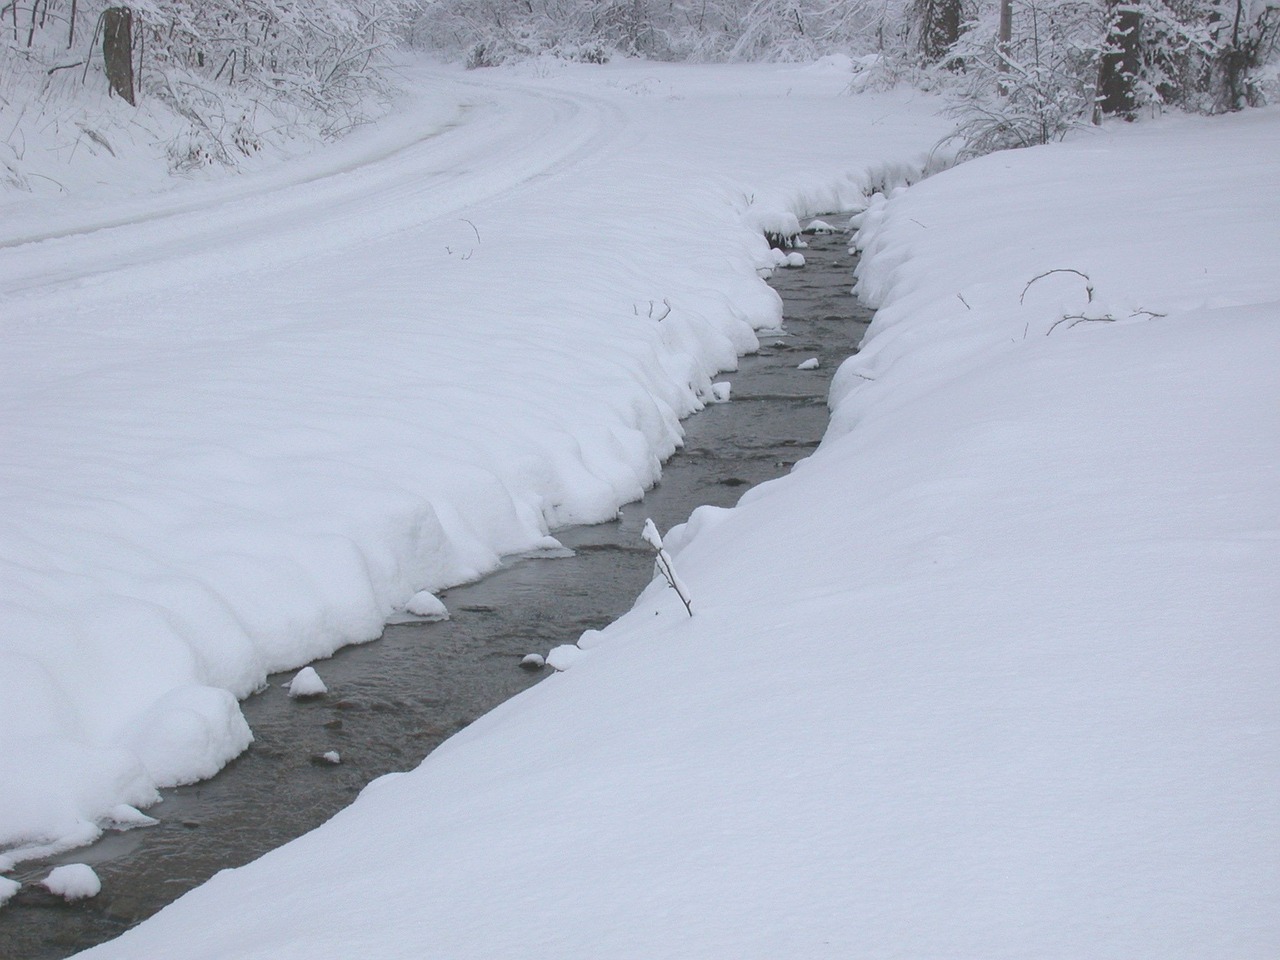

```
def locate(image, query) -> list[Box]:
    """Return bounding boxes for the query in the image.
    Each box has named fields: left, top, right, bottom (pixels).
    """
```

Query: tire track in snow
left=0, top=67, right=625, bottom=311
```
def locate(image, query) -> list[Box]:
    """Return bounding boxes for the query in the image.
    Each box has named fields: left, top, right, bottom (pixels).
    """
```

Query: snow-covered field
left=4, top=56, right=1278, bottom=956
left=0, top=57, right=947, bottom=864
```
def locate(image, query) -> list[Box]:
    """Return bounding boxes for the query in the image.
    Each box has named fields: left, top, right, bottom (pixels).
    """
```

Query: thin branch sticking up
left=1020, top=268, right=1094, bottom=305
left=641, top=519, right=692, bottom=617
left=635, top=298, right=672, bottom=321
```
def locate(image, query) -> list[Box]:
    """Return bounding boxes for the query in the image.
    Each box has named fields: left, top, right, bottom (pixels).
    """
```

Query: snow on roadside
left=72, top=105, right=1280, bottom=957
left=0, top=60, right=949, bottom=864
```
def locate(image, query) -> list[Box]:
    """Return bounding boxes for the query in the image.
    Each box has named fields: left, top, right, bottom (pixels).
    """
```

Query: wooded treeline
left=1, top=0, right=1276, bottom=170
left=4, top=0, right=410, bottom=99
left=1, top=0, right=411, bottom=170
left=413, top=0, right=1279, bottom=149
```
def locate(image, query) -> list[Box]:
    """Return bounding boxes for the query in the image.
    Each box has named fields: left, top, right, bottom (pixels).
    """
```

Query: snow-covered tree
left=1, top=0, right=411, bottom=177
left=917, top=0, right=965, bottom=62
left=410, top=0, right=909, bottom=64
left=1126, top=0, right=1280, bottom=111
left=931, top=0, right=1279, bottom=158
left=939, top=0, right=1105, bottom=153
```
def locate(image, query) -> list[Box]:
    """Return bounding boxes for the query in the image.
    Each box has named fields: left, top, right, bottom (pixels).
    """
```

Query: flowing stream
left=0, top=222, right=871, bottom=959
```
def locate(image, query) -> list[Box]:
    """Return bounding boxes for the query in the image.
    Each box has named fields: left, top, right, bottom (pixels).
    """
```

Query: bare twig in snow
left=640, top=299, right=672, bottom=321
left=641, top=519, right=692, bottom=617
left=1020, top=268, right=1094, bottom=305
left=1045, top=313, right=1115, bottom=336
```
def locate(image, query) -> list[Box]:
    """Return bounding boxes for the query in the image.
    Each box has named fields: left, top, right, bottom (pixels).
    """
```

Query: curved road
left=0, top=65, right=624, bottom=310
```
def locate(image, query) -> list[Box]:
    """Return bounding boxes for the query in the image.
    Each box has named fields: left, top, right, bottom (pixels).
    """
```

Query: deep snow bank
left=0, top=60, right=949, bottom=865
left=72, top=105, right=1279, bottom=958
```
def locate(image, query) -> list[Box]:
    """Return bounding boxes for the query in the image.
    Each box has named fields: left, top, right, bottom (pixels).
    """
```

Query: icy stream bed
left=0, top=224, right=867, bottom=959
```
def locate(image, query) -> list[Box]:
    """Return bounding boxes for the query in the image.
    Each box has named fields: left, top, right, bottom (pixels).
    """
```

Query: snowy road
left=1, top=68, right=623, bottom=306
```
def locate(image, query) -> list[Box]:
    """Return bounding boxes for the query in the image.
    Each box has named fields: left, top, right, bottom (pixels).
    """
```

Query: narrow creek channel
left=0, top=220, right=873, bottom=960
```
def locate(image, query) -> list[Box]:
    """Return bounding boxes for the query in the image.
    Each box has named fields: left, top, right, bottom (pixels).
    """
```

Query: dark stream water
left=0, top=223, right=871, bottom=959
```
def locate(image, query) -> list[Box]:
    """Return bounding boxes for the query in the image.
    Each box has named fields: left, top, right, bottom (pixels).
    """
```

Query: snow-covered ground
left=5, top=56, right=1278, bottom=956
left=0, top=57, right=948, bottom=864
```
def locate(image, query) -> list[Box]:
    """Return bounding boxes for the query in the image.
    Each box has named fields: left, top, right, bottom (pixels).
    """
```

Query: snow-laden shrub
left=1127, top=0, right=1280, bottom=112
left=939, top=0, right=1104, bottom=157
left=410, top=0, right=916, bottom=65
left=931, top=0, right=1280, bottom=160
left=411, top=0, right=679, bottom=64
left=0, top=0, right=411, bottom=186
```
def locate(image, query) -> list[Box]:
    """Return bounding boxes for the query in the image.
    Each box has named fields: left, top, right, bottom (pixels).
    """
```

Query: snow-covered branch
left=642, top=518, right=693, bottom=617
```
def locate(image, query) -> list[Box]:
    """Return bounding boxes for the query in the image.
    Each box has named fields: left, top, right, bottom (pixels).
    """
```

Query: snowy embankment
left=73, top=105, right=1279, bottom=957
left=0, top=59, right=949, bottom=865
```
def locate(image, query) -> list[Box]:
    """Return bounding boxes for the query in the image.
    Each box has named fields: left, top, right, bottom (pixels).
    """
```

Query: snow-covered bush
left=940, top=0, right=1105, bottom=156
left=409, top=0, right=679, bottom=64
left=1126, top=0, right=1280, bottom=112
left=930, top=0, right=1280, bottom=160
left=410, top=0, right=915, bottom=65
left=0, top=0, right=411, bottom=186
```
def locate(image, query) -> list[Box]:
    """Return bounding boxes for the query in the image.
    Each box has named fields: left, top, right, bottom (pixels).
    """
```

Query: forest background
left=2, top=0, right=1277, bottom=191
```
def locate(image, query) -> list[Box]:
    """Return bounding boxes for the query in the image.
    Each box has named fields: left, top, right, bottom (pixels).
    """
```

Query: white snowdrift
left=0, top=59, right=949, bottom=863
left=74, top=105, right=1279, bottom=957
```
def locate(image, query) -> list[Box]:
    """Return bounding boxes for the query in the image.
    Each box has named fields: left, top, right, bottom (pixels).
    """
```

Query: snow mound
left=711, top=382, right=732, bottom=402
left=405, top=591, right=449, bottom=620
left=287, top=668, right=328, bottom=699
left=0, top=876, right=18, bottom=907
left=520, top=654, right=546, bottom=669
left=104, top=804, right=159, bottom=830
left=576, top=629, right=606, bottom=650
left=546, top=644, right=585, bottom=671
left=124, top=685, right=254, bottom=787
left=42, top=864, right=100, bottom=901
left=804, top=219, right=837, bottom=234
left=797, top=357, right=820, bottom=370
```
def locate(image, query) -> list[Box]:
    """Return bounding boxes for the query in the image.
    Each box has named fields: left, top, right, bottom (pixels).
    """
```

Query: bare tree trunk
left=997, top=0, right=1013, bottom=94
left=103, top=6, right=135, bottom=105
left=917, top=0, right=961, bottom=64
left=1098, top=1, right=1141, bottom=118
left=1220, top=0, right=1251, bottom=110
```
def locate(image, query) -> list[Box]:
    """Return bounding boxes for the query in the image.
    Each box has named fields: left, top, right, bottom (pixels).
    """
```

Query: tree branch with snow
left=642, top=518, right=693, bottom=617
